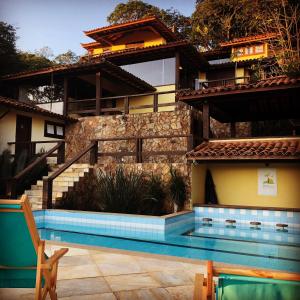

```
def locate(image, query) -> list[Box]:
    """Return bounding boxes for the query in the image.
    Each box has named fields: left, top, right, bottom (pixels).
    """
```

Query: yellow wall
left=192, top=163, right=300, bottom=209
left=116, top=84, right=176, bottom=114
left=199, top=72, right=206, bottom=81
left=235, top=67, right=245, bottom=83
left=89, top=30, right=166, bottom=56
left=232, top=42, right=269, bottom=62
left=191, top=164, right=206, bottom=204
left=0, top=110, right=63, bottom=155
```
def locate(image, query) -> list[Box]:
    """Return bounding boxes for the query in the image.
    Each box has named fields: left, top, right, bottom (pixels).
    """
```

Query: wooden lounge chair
left=194, top=260, right=300, bottom=300
left=0, top=195, right=68, bottom=300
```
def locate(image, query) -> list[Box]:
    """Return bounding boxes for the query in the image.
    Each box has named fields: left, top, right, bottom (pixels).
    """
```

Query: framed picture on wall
left=258, top=168, right=277, bottom=196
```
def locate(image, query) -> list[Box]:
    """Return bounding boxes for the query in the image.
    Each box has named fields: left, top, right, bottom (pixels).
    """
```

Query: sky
left=0, top=0, right=196, bottom=57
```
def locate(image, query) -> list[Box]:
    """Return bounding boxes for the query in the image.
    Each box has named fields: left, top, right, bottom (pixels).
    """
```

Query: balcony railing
left=67, top=90, right=179, bottom=116
left=195, top=76, right=250, bottom=90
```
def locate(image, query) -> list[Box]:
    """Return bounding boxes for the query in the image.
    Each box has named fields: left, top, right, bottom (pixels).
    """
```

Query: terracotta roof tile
left=178, top=76, right=300, bottom=98
left=0, top=96, right=77, bottom=122
left=187, top=138, right=300, bottom=161
left=220, top=33, right=277, bottom=47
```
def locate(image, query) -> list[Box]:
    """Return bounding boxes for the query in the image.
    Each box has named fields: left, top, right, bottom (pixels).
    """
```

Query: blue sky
left=0, top=0, right=196, bottom=57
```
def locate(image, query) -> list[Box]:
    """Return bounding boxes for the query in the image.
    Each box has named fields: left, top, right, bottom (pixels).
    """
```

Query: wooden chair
left=0, top=195, right=68, bottom=300
left=194, top=260, right=300, bottom=300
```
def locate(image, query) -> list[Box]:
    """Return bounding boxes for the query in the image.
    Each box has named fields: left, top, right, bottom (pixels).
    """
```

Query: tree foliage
left=191, top=0, right=281, bottom=49
left=107, top=0, right=191, bottom=38
left=259, top=0, right=300, bottom=77
left=54, top=50, right=79, bottom=65
left=0, top=22, right=20, bottom=75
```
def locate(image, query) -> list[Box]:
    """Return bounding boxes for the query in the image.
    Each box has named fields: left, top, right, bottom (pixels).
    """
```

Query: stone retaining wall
left=65, top=106, right=195, bottom=164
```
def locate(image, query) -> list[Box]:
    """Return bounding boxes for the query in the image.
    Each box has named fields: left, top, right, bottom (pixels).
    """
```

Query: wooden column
left=175, top=52, right=180, bottom=91
left=96, top=72, right=102, bottom=116
left=202, top=102, right=210, bottom=140
left=230, top=122, right=236, bottom=138
left=124, top=96, right=129, bottom=114
left=153, top=93, right=158, bottom=112
left=63, top=77, right=68, bottom=117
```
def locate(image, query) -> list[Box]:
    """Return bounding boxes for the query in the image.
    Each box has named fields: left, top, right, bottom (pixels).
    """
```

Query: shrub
left=55, top=172, right=99, bottom=211
left=169, top=167, right=187, bottom=211
left=142, top=174, right=167, bottom=215
left=56, top=167, right=172, bottom=216
left=97, top=168, right=147, bottom=214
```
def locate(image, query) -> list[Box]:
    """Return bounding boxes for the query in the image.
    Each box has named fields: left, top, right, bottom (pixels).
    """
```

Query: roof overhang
left=1, top=60, right=155, bottom=94
left=0, top=96, right=77, bottom=122
left=178, top=76, right=300, bottom=122
left=187, top=137, right=300, bottom=162
left=84, top=17, right=179, bottom=46
left=220, top=33, right=277, bottom=47
left=83, top=41, right=208, bottom=71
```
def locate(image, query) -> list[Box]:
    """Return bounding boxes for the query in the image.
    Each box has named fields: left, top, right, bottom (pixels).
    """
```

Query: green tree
left=0, top=22, right=20, bottom=75
left=54, top=50, right=79, bottom=65
left=107, top=0, right=191, bottom=38
left=191, top=0, right=281, bottom=49
left=18, top=52, right=53, bottom=71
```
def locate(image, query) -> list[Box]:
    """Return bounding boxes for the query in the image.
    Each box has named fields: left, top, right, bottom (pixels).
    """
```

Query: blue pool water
left=39, top=220, right=300, bottom=273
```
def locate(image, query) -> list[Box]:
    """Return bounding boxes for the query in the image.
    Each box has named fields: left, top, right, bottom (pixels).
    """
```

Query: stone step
left=54, top=176, right=80, bottom=182
left=35, top=180, right=74, bottom=188
left=43, top=174, right=82, bottom=180
left=25, top=189, right=63, bottom=198
left=30, top=185, right=69, bottom=193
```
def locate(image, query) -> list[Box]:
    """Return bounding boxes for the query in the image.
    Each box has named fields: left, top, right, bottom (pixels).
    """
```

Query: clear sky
left=0, top=0, right=196, bottom=57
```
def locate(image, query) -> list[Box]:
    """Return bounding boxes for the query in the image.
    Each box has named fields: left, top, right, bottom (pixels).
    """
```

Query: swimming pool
left=35, top=208, right=300, bottom=273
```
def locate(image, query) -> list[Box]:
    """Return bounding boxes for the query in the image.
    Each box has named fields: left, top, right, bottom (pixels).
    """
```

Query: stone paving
left=0, top=242, right=207, bottom=300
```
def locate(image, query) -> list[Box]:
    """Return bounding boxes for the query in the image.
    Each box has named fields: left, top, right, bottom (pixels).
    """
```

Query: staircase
left=25, top=163, right=93, bottom=210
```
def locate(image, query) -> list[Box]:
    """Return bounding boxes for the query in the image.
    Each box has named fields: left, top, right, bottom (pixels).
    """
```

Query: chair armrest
left=42, top=248, right=68, bottom=269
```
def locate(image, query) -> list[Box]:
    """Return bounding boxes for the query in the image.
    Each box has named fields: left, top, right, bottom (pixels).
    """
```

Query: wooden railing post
left=96, top=72, right=102, bottom=115
left=42, top=178, right=52, bottom=209
left=7, top=178, right=17, bottom=199
left=124, top=96, right=129, bottom=114
left=135, top=138, right=140, bottom=163
left=139, top=138, right=143, bottom=163
left=57, top=142, right=65, bottom=164
left=30, top=142, right=36, bottom=159
left=153, top=93, right=158, bottom=112
left=89, top=140, right=98, bottom=165
left=187, top=135, right=194, bottom=152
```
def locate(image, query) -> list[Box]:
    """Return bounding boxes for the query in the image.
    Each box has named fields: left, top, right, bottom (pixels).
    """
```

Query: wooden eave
left=84, top=41, right=208, bottom=70
left=220, top=33, right=277, bottom=47
left=1, top=60, right=155, bottom=93
left=179, top=78, right=300, bottom=122
left=84, top=17, right=178, bottom=44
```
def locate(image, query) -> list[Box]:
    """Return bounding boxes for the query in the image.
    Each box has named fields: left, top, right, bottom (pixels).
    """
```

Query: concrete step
left=29, top=184, right=69, bottom=193
left=35, top=180, right=73, bottom=187
left=25, top=189, right=63, bottom=198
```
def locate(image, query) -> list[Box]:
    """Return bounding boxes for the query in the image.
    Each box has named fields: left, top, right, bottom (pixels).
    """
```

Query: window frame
left=44, top=121, right=65, bottom=139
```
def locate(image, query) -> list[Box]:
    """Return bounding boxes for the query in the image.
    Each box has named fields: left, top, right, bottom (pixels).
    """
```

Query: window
left=255, top=45, right=264, bottom=54
left=234, top=44, right=265, bottom=58
left=121, top=57, right=176, bottom=86
left=44, top=121, right=64, bottom=138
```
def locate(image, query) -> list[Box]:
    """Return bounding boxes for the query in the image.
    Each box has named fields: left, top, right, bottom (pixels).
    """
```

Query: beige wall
left=116, top=84, right=176, bottom=114
left=0, top=109, right=16, bottom=154
left=192, top=163, right=300, bottom=209
left=0, top=109, right=63, bottom=155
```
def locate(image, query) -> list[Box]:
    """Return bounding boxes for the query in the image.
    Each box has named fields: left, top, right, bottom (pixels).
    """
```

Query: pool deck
left=1, top=241, right=208, bottom=300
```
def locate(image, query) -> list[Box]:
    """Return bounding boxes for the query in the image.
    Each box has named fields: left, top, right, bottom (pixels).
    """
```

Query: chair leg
left=194, top=273, right=205, bottom=300
left=35, top=243, right=44, bottom=300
